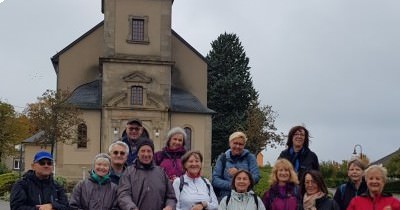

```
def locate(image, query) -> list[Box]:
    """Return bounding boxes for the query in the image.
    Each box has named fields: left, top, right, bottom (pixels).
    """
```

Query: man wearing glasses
left=108, top=141, right=129, bottom=184
left=122, top=119, right=145, bottom=165
left=10, top=151, right=69, bottom=210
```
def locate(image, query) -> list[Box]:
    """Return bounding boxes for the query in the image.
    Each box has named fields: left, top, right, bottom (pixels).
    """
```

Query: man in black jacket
left=10, top=151, right=69, bottom=210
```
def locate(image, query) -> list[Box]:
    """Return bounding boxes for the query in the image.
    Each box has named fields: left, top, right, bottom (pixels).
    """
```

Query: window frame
left=130, top=85, right=144, bottom=105
left=13, top=158, right=21, bottom=170
left=127, top=16, right=149, bottom=44
left=183, top=127, right=192, bottom=151
left=77, top=123, right=88, bottom=149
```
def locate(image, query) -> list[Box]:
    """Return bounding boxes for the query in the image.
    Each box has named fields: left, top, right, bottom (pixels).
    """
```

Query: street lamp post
left=353, top=144, right=363, bottom=159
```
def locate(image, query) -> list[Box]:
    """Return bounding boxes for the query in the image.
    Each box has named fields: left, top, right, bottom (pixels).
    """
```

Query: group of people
left=9, top=122, right=400, bottom=210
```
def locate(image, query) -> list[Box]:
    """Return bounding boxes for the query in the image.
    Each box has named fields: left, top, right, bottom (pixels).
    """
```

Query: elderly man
left=122, top=119, right=145, bottom=165
left=108, top=141, right=129, bottom=184
left=10, top=151, right=69, bottom=210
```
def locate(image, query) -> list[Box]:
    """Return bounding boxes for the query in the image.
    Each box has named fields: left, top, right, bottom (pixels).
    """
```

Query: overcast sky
left=1, top=0, right=399, bottom=164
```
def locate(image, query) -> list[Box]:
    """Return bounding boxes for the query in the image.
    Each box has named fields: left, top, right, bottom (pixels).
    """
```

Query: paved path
left=0, top=200, right=10, bottom=210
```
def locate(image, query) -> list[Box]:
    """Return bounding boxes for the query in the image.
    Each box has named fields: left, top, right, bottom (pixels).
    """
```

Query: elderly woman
left=300, top=170, right=340, bottom=210
left=347, top=164, right=400, bottom=210
left=278, top=126, right=319, bottom=179
left=117, top=138, right=176, bottom=210
left=212, top=131, right=259, bottom=200
left=262, top=158, right=301, bottom=210
left=173, top=151, right=218, bottom=210
left=218, top=170, right=265, bottom=210
left=333, top=158, right=367, bottom=210
left=154, top=127, right=187, bottom=181
left=69, top=153, right=118, bottom=210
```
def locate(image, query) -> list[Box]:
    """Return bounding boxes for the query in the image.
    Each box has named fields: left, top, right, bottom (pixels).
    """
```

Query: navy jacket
left=10, top=170, right=69, bottom=210
left=278, top=147, right=319, bottom=179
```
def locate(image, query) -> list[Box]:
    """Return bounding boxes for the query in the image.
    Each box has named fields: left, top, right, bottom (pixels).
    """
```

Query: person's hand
left=227, top=167, right=238, bottom=176
left=35, top=203, right=52, bottom=210
left=383, top=206, right=392, bottom=210
left=191, top=203, right=204, bottom=210
left=169, top=175, right=177, bottom=181
left=163, top=206, right=173, bottom=210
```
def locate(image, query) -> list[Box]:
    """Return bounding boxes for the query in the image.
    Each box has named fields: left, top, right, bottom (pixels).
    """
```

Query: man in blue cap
left=10, top=151, right=69, bottom=210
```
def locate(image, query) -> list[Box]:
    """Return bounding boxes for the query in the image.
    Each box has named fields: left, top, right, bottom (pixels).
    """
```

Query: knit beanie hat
left=93, top=153, right=111, bottom=168
left=137, top=138, right=154, bottom=153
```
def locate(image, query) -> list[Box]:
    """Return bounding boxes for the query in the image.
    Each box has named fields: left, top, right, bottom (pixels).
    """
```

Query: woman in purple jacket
left=262, top=158, right=301, bottom=210
left=154, top=127, right=187, bottom=181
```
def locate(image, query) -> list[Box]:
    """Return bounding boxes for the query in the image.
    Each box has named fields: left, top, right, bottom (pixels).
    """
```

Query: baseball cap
left=33, top=151, right=53, bottom=163
left=127, top=119, right=142, bottom=126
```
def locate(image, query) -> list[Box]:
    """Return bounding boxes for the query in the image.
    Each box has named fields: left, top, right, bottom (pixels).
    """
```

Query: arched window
left=131, top=86, right=143, bottom=105
left=184, top=127, right=192, bottom=151
left=77, top=123, right=87, bottom=148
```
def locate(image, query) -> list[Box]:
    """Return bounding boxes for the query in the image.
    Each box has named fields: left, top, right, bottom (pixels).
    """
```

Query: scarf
left=303, top=192, right=325, bottom=210
left=289, top=147, right=304, bottom=172
left=90, top=170, right=110, bottom=185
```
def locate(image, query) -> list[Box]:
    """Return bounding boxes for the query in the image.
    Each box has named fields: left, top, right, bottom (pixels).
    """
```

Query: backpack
left=213, top=153, right=227, bottom=197
left=339, top=183, right=347, bottom=200
left=225, top=191, right=259, bottom=209
left=179, top=175, right=211, bottom=196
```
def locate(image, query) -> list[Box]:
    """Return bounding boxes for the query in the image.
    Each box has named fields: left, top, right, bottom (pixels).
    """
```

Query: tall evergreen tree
left=206, top=33, right=258, bottom=161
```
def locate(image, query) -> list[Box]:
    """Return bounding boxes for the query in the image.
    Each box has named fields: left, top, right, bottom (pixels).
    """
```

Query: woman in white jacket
left=219, top=170, right=265, bottom=210
left=173, top=150, right=218, bottom=210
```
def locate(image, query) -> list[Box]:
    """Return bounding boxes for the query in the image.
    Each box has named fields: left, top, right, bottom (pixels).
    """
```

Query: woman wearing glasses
left=154, top=127, right=187, bottom=181
left=278, top=125, right=319, bottom=180
left=108, top=141, right=129, bottom=184
left=69, top=153, right=119, bottom=210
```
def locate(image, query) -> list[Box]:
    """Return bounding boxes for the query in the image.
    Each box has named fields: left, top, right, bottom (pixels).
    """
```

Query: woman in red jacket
left=347, top=164, right=400, bottom=210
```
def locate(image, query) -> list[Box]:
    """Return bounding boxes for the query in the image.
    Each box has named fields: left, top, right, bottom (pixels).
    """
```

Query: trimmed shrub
left=254, top=166, right=271, bottom=196
left=66, top=180, right=79, bottom=193
left=0, top=172, right=19, bottom=196
left=384, top=180, right=400, bottom=193
left=0, top=162, right=11, bottom=175
left=54, top=176, right=67, bottom=190
left=325, top=178, right=347, bottom=188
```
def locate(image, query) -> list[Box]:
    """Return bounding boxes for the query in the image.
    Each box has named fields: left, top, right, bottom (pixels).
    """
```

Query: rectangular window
left=13, top=159, right=20, bottom=170
left=184, top=127, right=192, bottom=151
left=127, top=16, right=149, bottom=44
left=132, top=19, right=144, bottom=41
left=77, top=123, right=88, bottom=148
left=131, top=86, right=143, bottom=105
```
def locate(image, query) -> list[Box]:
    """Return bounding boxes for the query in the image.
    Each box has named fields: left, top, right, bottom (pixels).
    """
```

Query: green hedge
left=325, top=178, right=347, bottom=188
left=254, top=166, right=271, bottom=196
left=384, top=180, right=400, bottom=193
left=0, top=172, right=19, bottom=196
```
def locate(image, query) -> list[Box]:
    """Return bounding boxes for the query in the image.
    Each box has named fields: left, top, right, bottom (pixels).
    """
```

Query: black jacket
left=333, top=179, right=368, bottom=210
left=314, top=195, right=340, bottom=210
left=10, top=170, right=69, bottom=210
left=278, top=147, right=319, bottom=179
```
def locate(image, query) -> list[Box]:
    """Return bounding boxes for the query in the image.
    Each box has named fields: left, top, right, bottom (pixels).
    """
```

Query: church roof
left=66, top=80, right=214, bottom=114
left=370, top=147, right=400, bottom=166
left=171, top=87, right=214, bottom=114
left=67, top=80, right=102, bottom=109
left=22, top=131, right=45, bottom=143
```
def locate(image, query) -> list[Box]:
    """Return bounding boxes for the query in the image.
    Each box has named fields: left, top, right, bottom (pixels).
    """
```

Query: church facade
left=48, top=0, right=213, bottom=180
